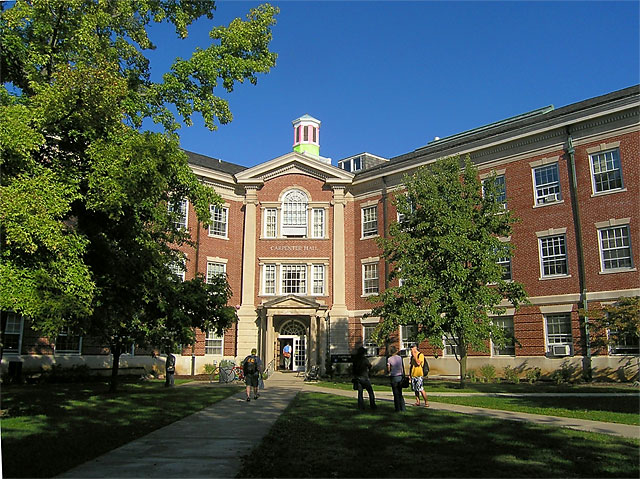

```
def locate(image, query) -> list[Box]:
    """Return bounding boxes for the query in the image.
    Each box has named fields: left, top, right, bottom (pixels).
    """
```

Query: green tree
left=583, top=297, right=640, bottom=352
left=371, top=155, right=528, bottom=387
left=1, top=0, right=278, bottom=389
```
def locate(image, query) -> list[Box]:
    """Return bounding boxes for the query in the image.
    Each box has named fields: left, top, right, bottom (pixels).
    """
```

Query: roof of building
left=184, top=150, right=247, bottom=176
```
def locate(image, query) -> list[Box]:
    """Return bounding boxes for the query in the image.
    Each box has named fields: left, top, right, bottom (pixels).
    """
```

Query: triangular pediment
left=235, top=151, right=353, bottom=186
left=259, top=294, right=327, bottom=310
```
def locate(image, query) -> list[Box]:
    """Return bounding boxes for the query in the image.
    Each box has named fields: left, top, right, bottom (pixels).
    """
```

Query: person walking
left=409, top=343, right=429, bottom=407
left=164, top=351, right=176, bottom=387
left=283, top=343, right=292, bottom=370
left=387, top=345, right=405, bottom=412
left=242, top=348, right=263, bottom=402
left=352, top=346, right=377, bottom=410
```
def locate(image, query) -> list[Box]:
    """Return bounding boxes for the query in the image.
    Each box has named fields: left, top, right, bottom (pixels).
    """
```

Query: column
left=266, top=313, right=274, bottom=372
left=331, top=186, right=348, bottom=316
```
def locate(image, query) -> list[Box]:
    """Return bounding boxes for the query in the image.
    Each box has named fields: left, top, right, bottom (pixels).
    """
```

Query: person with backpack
left=352, top=346, right=377, bottom=410
left=409, top=343, right=429, bottom=407
left=242, top=348, right=263, bottom=402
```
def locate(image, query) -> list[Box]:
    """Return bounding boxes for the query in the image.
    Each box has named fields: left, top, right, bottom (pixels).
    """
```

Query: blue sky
left=145, top=1, right=640, bottom=168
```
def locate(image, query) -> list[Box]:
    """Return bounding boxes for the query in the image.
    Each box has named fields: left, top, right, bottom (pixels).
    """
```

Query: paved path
left=58, top=373, right=639, bottom=478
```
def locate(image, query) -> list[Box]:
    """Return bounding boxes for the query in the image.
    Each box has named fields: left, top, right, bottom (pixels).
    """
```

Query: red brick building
left=3, top=86, right=639, bottom=380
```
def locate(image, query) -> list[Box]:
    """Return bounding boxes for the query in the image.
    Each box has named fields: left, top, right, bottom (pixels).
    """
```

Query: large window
left=533, top=163, right=561, bottom=205
left=539, top=235, right=568, bottom=277
left=599, top=225, right=633, bottom=271
left=2, top=313, right=23, bottom=354
left=493, top=316, right=515, bottom=356
left=169, top=259, right=186, bottom=281
left=264, top=208, right=277, bottom=238
left=591, top=149, right=623, bottom=193
left=55, top=328, right=82, bottom=354
left=312, top=265, right=325, bottom=295
left=400, top=325, right=417, bottom=351
left=312, top=208, right=325, bottom=238
left=282, top=190, right=308, bottom=237
left=205, top=330, right=223, bottom=355
left=168, top=198, right=188, bottom=230
left=545, top=313, right=572, bottom=351
left=362, top=206, right=378, bottom=238
left=363, top=325, right=378, bottom=356
left=209, top=206, right=228, bottom=238
left=263, top=264, right=276, bottom=295
left=609, top=331, right=639, bottom=355
left=483, top=174, right=507, bottom=209
left=206, top=262, right=226, bottom=283
left=281, top=264, right=307, bottom=295
left=444, top=335, right=460, bottom=357
left=498, top=255, right=512, bottom=281
left=362, top=262, right=379, bottom=295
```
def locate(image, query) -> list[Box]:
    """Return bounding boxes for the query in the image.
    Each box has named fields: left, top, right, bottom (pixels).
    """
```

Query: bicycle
left=231, top=365, right=245, bottom=382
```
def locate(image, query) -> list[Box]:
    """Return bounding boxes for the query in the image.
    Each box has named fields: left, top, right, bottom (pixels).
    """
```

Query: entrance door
left=293, top=335, right=306, bottom=372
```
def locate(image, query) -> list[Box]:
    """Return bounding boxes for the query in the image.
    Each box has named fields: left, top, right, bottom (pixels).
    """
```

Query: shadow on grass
left=1, top=380, right=242, bottom=478
left=238, top=392, right=639, bottom=478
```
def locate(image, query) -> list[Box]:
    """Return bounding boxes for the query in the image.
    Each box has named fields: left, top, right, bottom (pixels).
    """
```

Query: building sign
left=269, top=245, right=318, bottom=252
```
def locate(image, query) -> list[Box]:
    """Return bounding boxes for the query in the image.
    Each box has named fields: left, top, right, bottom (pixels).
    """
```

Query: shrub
left=203, top=363, right=218, bottom=382
left=503, top=365, right=520, bottom=384
left=466, top=369, right=479, bottom=383
left=551, top=363, right=573, bottom=384
left=478, top=364, right=496, bottom=383
left=41, top=364, right=92, bottom=383
left=525, top=367, right=542, bottom=384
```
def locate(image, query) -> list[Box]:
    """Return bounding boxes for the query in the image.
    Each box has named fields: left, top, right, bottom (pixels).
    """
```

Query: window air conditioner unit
left=539, top=193, right=559, bottom=204
left=551, top=344, right=571, bottom=356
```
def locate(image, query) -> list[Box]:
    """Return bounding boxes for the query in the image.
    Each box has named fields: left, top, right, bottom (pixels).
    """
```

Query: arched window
left=281, top=320, right=306, bottom=336
left=282, top=189, right=308, bottom=237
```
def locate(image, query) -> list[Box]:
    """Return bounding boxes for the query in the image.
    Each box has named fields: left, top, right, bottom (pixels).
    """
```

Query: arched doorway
left=278, top=320, right=306, bottom=372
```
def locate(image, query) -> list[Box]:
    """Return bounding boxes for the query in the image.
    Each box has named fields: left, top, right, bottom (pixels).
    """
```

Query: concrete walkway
left=58, top=373, right=639, bottom=478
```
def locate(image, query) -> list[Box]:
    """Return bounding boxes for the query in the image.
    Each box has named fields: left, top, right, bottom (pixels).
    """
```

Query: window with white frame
left=264, top=208, right=277, bottom=238
left=2, top=312, right=23, bottom=354
left=55, top=328, right=82, bottom=354
left=539, top=235, right=568, bottom=277
left=483, top=174, right=507, bottom=209
left=282, top=190, right=308, bottom=237
left=363, top=325, right=378, bottom=356
left=362, top=206, right=378, bottom=237
left=312, top=208, right=325, bottom=238
left=493, top=316, right=515, bottom=356
left=281, top=264, right=307, bottom=295
left=312, top=264, right=325, bottom=295
left=206, top=262, right=226, bottom=283
left=400, top=325, right=417, bottom=351
left=590, top=149, right=623, bottom=193
left=444, top=335, right=460, bottom=356
left=205, top=330, right=223, bottom=355
left=609, top=330, right=639, bottom=355
left=533, top=163, right=561, bottom=205
left=169, top=259, right=186, bottom=281
left=209, top=206, right=228, bottom=238
left=263, top=264, right=276, bottom=295
left=362, top=262, right=379, bottom=295
left=545, top=313, right=572, bottom=348
left=168, top=198, right=188, bottom=230
left=498, top=255, right=512, bottom=281
left=599, top=225, right=633, bottom=271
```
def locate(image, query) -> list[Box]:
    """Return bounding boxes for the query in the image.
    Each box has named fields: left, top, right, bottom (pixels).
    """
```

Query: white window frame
left=498, top=255, right=512, bottom=281
left=539, top=234, right=569, bottom=278
left=311, top=264, right=325, bottom=296
left=608, top=329, right=639, bottom=355
left=281, top=264, right=307, bottom=295
left=492, top=316, right=515, bottom=356
left=262, top=264, right=277, bottom=295
left=311, top=208, right=325, bottom=239
left=598, top=225, right=633, bottom=272
left=2, top=312, right=24, bottom=355
left=205, top=330, right=224, bottom=355
left=483, top=174, right=507, bottom=209
left=444, top=335, right=460, bottom=357
left=532, top=163, right=562, bottom=205
left=168, top=198, right=188, bottom=230
left=590, top=148, right=623, bottom=194
left=206, top=262, right=226, bottom=283
left=362, top=262, right=379, bottom=296
left=264, top=208, right=278, bottom=238
left=282, top=190, right=308, bottom=237
left=208, top=205, right=229, bottom=238
left=361, top=206, right=378, bottom=238
left=169, top=258, right=186, bottom=282
left=400, top=325, right=417, bottom=351
left=55, top=328, right=82, bottom=355
left=544, top=313, right=573, bottom=352
left=363, top=325, right=378, bottom=356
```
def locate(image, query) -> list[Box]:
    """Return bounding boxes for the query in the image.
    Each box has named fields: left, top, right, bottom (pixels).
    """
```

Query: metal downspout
left=566, top=132, right=592, bottom=380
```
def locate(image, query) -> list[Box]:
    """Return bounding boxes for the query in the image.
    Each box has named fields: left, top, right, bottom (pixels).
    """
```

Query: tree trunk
left=109, top=342, right=121, bottom=393
left=458, top=351, right=467, bottom=389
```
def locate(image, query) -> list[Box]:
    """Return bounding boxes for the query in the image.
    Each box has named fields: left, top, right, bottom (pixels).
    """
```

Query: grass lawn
left=314, top=378, right=640, bottom=425
left=238, top=392, right=640, bottom=478
left=1, top=380, right=242, bottom=478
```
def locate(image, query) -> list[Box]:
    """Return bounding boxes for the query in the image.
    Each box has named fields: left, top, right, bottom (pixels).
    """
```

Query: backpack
left=422, top=355, right=430, bottom=376
left=244, top=355, right=257, bottom=375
